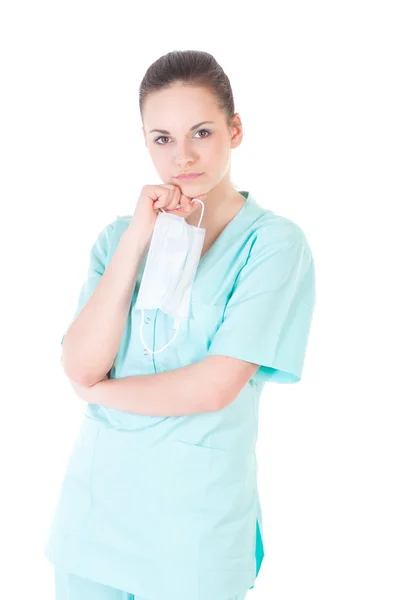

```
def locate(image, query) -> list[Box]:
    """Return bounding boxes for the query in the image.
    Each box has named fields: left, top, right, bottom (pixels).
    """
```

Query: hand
left=127, top=183, right=207, bottom=249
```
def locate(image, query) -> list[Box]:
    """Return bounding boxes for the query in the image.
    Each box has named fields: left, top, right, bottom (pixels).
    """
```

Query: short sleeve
left=207, top=226, right=316, bottom=384
left=61, top=221, right=115, bottom=344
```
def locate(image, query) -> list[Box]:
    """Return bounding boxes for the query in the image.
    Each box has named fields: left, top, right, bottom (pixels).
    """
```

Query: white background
left=1, top=1, right=397, bottom=599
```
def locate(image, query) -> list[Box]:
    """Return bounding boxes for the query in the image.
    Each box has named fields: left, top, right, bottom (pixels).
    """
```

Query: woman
left=44, top=49, right=316, bottom=600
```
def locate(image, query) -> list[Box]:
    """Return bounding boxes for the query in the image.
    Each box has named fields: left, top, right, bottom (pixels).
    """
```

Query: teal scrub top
left=44, top=190, right=316, bottom=600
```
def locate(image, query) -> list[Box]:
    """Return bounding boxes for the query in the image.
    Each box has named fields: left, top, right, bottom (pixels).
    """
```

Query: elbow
left=211, top=386, right=243, bottom=412
left=61, top=340, right=111, bottom=386
left=205, top=389, right=227, bottom=413
left=61, top=355, right=90, bottom=386
left=60, top=352, right=96, bottom=386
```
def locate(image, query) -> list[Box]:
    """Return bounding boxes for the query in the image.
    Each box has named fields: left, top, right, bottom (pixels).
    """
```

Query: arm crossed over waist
left=64, top=355, right=260, bottom=417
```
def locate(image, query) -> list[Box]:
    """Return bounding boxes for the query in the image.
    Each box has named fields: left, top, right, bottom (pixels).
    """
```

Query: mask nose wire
left=160, top=198, right=205, bottom=228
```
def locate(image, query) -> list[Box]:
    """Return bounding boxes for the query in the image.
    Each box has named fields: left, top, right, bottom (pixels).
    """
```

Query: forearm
left=62, top=226, right=148, bottom=386
left=82, top=360, right=220, bottom=416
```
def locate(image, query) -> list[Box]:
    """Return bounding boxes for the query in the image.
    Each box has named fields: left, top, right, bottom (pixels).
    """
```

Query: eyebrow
left=149, top=121, right=216, bottom=135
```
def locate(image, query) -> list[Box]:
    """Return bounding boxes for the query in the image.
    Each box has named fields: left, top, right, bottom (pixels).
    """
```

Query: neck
left=186, top=181, right=245, bottom=231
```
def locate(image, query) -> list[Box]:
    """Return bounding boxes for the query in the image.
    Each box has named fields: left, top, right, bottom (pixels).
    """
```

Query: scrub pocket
left=177, top=301, right=225, bottom=363
left=164, top=439, right=257, bottom=570
left=48, top=416, right=101, bottom=534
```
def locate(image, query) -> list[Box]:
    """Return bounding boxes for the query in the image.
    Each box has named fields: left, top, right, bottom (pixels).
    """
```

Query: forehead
left=143, top=85, right=220, bottom=130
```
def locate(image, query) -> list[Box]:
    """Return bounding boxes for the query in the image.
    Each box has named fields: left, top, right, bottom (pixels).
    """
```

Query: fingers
left=154, top=188, right=191, bottom=215
left=160, top=201, right=194, bottom=218
left=153, top=186, right=207, bottom=219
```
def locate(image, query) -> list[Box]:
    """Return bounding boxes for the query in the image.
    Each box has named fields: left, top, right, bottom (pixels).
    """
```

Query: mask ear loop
left=160, top=198, right=205, bottom=228
left=139, top=309, right=180, bottom=355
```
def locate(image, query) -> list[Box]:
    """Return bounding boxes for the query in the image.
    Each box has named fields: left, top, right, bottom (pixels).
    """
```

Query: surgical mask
left=135, top=198, right=206, bottom=355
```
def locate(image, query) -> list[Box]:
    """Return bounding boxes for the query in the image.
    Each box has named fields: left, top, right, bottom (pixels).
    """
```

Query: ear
left=229, top=113, right=243, bottom=149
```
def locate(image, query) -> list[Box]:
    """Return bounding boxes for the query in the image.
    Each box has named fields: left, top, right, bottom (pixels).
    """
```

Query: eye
left=154, top=136, right=169, bottom=145
left=154, top=129, right=212, bottom=145
left=194, top=128, right=212, bottom=139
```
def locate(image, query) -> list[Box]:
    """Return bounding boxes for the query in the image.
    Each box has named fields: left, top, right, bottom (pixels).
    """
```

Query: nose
left=174, top=139, right=197, bottom=166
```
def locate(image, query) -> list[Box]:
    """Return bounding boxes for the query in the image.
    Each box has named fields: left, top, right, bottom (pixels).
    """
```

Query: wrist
left=121, top=226, right=151, bottom=257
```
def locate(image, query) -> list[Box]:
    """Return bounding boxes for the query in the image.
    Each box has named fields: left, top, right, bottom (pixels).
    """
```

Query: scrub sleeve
left=207, top=226, right=316, bottom=384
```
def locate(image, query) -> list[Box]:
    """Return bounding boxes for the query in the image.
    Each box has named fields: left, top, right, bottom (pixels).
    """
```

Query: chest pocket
left=180, top=301, right=225, bottom=357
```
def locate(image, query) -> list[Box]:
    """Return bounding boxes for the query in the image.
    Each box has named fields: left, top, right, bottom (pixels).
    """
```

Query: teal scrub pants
left=54, top=568, right=249, bottom=600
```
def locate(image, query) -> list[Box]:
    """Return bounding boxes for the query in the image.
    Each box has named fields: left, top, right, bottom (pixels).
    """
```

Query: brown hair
left=139, top=50, right=241, bottom=187
left=139, top=50, right=237, bottom=128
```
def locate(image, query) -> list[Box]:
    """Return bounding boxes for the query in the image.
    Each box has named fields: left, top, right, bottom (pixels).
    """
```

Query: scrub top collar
left=197, top=190, right=255, bottom=270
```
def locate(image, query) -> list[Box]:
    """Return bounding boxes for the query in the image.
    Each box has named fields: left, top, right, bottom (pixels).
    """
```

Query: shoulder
left=110, top=214, right=133, bottom=238
left=99, top=214, right=133, bottom=241
left=248, top=207, right=312, bottom=257
left=94, top=215, right=134, bottom=262
left=88, top=216, right=130, bottom=259
left=115, top=214, right=133, bottom=225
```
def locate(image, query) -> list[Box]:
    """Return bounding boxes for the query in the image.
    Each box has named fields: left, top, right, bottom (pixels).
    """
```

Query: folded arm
left=64, top=355, right=260, bottom=416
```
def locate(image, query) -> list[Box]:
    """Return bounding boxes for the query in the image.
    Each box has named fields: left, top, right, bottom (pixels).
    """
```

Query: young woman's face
left=142, top=84, right=242, bottom=196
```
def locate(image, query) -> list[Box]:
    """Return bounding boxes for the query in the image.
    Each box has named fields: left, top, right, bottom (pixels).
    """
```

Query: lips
left=175, top=173, right=203, bottom=181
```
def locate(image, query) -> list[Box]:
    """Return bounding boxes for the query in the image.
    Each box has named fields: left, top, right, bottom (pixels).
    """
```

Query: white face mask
left=135, top=198, right=206, bottom=355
